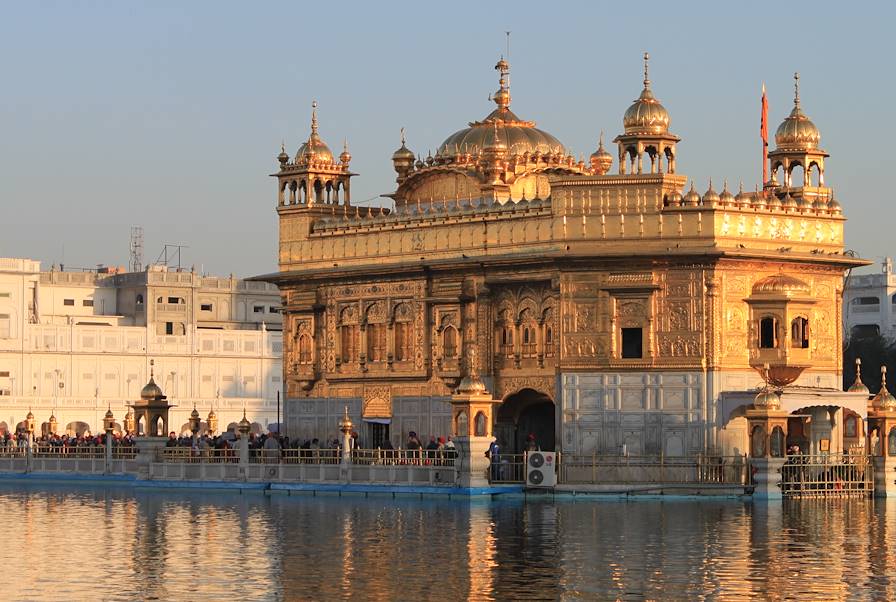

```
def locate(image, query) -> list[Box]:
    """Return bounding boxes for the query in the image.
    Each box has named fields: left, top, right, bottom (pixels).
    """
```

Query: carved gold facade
left=262, top=55, right=865, bottom=455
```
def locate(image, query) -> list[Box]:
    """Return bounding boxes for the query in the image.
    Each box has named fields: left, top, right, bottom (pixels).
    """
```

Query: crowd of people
left=157, top=429, right=458, bottom=465
left=1, top=427, right=463, bottom=466
left=0, top=431, right=137, bottom=455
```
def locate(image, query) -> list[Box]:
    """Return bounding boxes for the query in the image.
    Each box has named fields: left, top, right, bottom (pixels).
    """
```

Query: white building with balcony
left=0, top=257, right=282, bottom=437
left=844, top=258, right=896, bottom=340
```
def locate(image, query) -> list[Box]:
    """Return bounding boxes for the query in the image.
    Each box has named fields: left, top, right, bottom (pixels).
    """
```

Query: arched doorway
left=496, top=388, right=556, bottom=453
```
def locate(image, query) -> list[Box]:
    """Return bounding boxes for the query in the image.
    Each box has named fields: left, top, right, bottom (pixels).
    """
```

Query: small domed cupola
left=767, top=73, right=831, bottom=201
left=848, top=358, right=870, bottom=394
left=718, top=180, right=735, bottom=207
left=613, top=53, right=680, bottom=175
left=683, top=181, right=701, bottom=206
left=590, top=132, right=614, bottom=175
left=702, top=180, right=720, bottom=207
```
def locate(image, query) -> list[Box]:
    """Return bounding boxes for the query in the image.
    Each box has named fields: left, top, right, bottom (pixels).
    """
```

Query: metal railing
left=781, top=453, right=873, bottom=497
left=0, top=445, right=136, bottom=460
left=156, top=448, right=238, bottom=463
left=155, top=446, right=458, bottom=467
left=559, top=454, right=751, bottom=486
left=487, top=453, right=526, bottom=484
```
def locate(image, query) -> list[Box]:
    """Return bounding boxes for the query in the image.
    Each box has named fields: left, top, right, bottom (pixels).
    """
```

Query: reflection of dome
left=435, top=58, right=568, bottom=159
left=774, top=73, right=820, bottom=150
left=752, top=274, right=811, bottom=296
left=623, top=53, right=670, bottom=135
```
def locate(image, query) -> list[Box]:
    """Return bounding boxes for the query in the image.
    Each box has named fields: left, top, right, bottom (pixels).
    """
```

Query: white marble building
left=844, top=258, right=896, bottom=340
left=0, top=258, right=282, bottom=437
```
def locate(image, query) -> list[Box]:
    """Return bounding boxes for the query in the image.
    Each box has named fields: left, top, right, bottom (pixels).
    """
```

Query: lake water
left=2, top=484, right=895, bottom=600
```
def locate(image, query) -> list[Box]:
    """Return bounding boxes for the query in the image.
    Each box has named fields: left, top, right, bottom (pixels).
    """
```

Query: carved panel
left=363, top=385, right=392, bottom=418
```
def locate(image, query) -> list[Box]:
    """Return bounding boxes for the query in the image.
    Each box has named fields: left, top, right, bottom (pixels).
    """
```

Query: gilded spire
left=493, top=56, right=511, bottom=111
left=310, top=100, right=319, bottom=136
left=793, top=72, right=800, bottom=108
left=848, top=357, right=870, bottom=393
left=643, top=51, right=650, bottom=89
left=400, top=127, right=406, bottom=145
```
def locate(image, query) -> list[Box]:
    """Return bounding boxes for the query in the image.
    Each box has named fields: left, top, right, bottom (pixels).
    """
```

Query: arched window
left=791, top=317, right=809, bottom=349
left=520, top=309, right=538, bottom=358
left=442, top=325, right=457, bottom=359
left=367, top=323, right=387, bottom=362
left=393, top=303, right=413, bottom=362
left=844, top=415, right=858, bottom=438
left=751, top=425, right=766, bottom=458
left=499, top=325, right=513, bottom=356
left=759, top=317, right=778, bottom=349
left=298, top=334, right=312, bottom=364
left=474, top=411, right=488, bottom=437
left=770, top=426, right=785, bottom=458
left=394, top=322, right=412, bottom=361
left=340, top=324, right=358, bottom=364
left=889, top=427, right=896, bottom=457
left=455, top=410, right=468, bottom=436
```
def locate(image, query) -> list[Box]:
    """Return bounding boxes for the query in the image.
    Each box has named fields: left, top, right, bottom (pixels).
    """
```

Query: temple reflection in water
left=2, top=486, right=896, bottom=599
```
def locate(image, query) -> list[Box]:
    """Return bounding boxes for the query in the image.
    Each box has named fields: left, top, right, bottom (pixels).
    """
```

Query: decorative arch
left=393, top=302, right=413, bottom=362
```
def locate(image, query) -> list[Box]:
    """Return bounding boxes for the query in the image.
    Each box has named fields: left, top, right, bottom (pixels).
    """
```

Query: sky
left=0, top=1, right=892, bottom=277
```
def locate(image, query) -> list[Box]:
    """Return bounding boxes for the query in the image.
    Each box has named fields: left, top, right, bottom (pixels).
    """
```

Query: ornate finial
left=310, top=100, right=319, bottom=136
left=280, top=140, right=285, bottom=154
left=643, top=52, right=650, bottom=88
left=793, top=72, right=800, bottom=107
left=598, top=131, right=605, bottom=149
left=882, top=364, right=888, bottom=389
left=400, top=127, right=406, bottom=145
left=149, top=358, right=154, bottom=379
left=762, top=362, right=771, bottom=388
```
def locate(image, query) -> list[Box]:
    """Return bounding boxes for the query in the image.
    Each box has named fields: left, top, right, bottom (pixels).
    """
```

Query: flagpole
left=761, top=83, right=768, bottom=188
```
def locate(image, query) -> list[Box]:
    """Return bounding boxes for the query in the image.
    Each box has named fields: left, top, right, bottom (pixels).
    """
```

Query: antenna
left=129, top=226, right=144, bottom=272
left=154, top=243, right=189, bottom=271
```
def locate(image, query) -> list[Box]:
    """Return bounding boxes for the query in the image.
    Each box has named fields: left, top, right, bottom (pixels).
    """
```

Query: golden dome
left=295, top=101, right=334, bottom=164
left=872, top=366, right=896, bottom=411
left=105, top=408, right=114, bottom=420
left=435, top=58, right=568, bottom=159
left=392, top=128, right=415, bottom=162
left=753, top=388, right=780, bottom=409
left=140, top=362, right=165, bottom=400
left=590, top=132, right=614, bottom=175
left=718, top=181, right=735, bottom=206
left=702, top=181, right=720, bottom=206
left=848, top=358, right=870, bottom=394
left=734, top=185, right=752, bottom=208
left=751, top=274, right=810, bottom=296
left=683, top=181, right=701, bottom=206
left=339, top=140, right=351, bottom=165
left=456, top=375, right=488, bottom=395
left=774, top=73, right=821, bottom=150
left=623, top=53, right=671, bottom=135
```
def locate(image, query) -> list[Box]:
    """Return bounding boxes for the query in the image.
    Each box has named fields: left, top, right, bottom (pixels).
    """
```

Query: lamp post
left=103, top=407, right=115, bottom=473
left=338, top=406, right=353, bottom=466
left=189, top=404, right=201, bottom=451
left=25, top=409, right=35, bottom=472
left=207, top=407, right=218, bottom=437
left=238, top=409, right=251, bottom=475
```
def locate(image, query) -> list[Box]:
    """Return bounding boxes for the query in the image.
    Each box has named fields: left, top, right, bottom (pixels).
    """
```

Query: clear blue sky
left=0, top=1, right=891, bottom=276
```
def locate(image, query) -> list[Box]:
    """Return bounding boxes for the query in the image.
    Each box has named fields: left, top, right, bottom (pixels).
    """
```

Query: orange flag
left=761, top=83, right=768, bottom=185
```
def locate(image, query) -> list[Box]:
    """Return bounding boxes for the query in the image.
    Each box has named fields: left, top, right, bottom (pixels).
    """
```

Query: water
left=2, top=485, right=896, bottom=600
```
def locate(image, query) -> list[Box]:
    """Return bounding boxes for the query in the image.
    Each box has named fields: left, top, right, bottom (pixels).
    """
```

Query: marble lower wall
left=560, top=372, right=708, bottom=456
left=285, top=396, right=452, bottom=448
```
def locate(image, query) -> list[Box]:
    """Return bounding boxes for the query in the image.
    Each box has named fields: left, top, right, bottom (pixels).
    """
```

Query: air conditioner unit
left=526, top=451, right=557, bottom=488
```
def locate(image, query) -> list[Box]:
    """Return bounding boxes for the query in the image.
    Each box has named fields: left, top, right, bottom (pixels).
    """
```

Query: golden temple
left=261, top=53, right=867, bottom=458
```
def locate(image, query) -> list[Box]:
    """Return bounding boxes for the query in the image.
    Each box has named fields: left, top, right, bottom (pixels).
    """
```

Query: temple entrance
left=496, top=388, right=556, bottom=453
